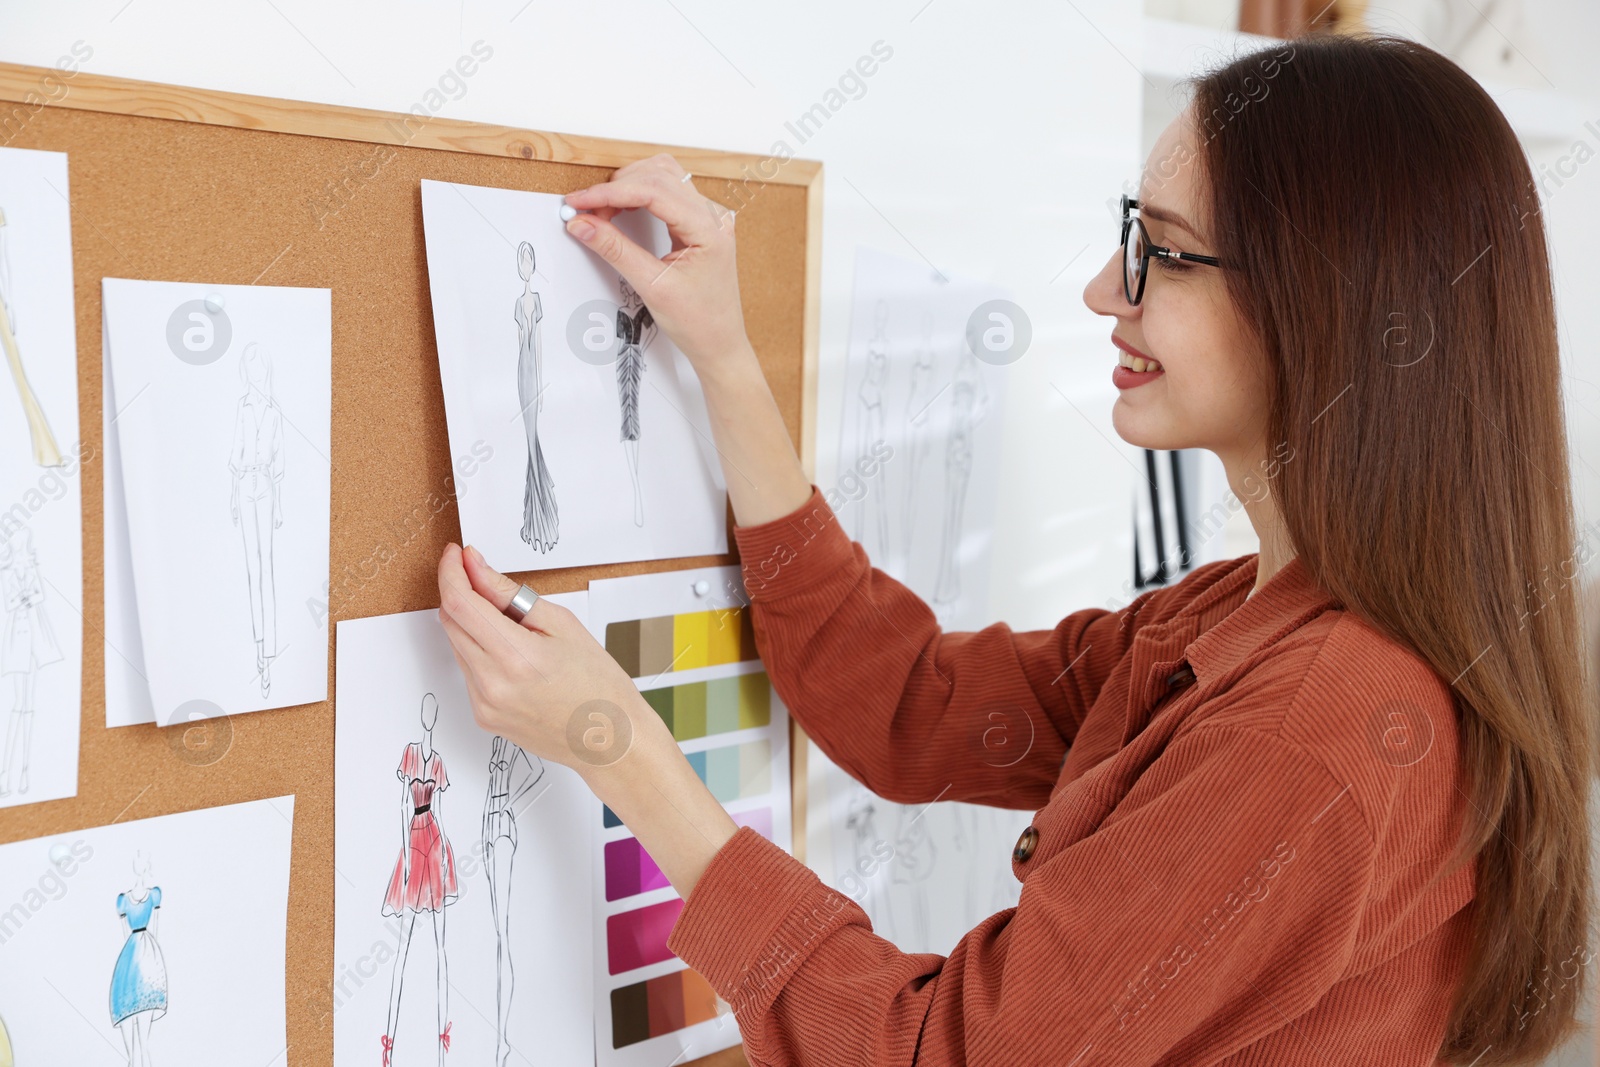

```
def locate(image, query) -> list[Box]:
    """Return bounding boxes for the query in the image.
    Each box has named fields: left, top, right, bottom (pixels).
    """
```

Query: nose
left=1083, top=248, right=1134, bottom=320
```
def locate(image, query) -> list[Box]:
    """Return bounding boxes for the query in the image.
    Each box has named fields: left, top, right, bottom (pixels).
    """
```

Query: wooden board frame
left=0, top=60, right=820, bottom=1067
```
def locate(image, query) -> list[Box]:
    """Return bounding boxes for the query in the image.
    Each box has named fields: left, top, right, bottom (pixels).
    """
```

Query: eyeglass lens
left=1124, top=216, right=1146, bottom=304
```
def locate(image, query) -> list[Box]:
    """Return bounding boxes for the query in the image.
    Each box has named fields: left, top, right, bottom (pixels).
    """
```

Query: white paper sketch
left=614, top=279, right=656, bottom=528
left=0, top=524, right=62, bottom=797
left=228, top=343, right=285, bottom=699
left=514, top=241, right=559, bottom=553
left=335, top=604, right=595, bottom=1067
left=835, top=245, right=1008, bottom=629
left=0, top=796, right=295, bottom=1065
left=102, top=278, right=331, bottom=727
left=110, top=851, right=168, bottom=1067
left=483, top=734, right=545, bottom=1067
left=0, top=146, right=82, bottom=807
left=380, top=692, right=459, bottom=1066
left=0, top=206, right=62, bottom=468
left=420, top=179, right=726, bottom=574
left=813, top=748, right=1027, bottom=956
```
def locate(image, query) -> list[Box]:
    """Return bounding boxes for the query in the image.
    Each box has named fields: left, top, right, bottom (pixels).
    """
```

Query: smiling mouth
left=1116, top=349, right=1164, bottom=373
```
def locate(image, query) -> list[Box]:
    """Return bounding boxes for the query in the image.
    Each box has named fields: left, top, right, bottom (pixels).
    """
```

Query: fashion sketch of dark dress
left=0, top=524, right=61, bottom=796
left=615, top=281, right=655, bottom=527
left=514, top=241, right=558, bottom=551
left=228, top=343, right=283, bottom=698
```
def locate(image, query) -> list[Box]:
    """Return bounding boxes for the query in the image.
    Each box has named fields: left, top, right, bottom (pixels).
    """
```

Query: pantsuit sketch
left=933, top=350, right=988, bottom=606
left=854, top=300, right=890, bottom=558
left=229, top=343, right=283, bottom=699
left=0, top=524, right=61, bottom=796
left=482, top=736, right=546, bottom=1067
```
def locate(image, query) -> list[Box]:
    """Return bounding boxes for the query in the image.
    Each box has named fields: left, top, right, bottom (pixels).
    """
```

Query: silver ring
left=505, top=584, right=539, bottom=624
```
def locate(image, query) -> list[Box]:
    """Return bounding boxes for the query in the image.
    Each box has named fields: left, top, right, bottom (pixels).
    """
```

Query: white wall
left=0, top=0, right=1147, bottom=633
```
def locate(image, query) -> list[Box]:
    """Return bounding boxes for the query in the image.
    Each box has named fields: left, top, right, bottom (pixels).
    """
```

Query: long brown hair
left=1191, top=33, right=1593, bottom=1064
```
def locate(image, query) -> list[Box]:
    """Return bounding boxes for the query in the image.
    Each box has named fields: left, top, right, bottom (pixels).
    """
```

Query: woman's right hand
left=563, top=155, right=752, bottom=383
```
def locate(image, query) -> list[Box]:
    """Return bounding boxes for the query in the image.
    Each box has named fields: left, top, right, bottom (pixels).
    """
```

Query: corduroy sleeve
left=732, top=486, right=1147, bottom=808
left=666, top=725, right=1376, bottom=1067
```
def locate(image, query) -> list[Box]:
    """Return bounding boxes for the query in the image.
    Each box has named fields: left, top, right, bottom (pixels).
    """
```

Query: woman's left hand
left=435, top=542, right=658, bottom=775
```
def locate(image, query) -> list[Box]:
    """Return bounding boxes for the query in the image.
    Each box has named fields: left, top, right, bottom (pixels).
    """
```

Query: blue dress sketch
left=109, top=856, right=167, bottom=1067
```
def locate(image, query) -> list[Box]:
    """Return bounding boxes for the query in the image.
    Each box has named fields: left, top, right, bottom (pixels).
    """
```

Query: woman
left=435, top=33, right=1591, bottom=1065
left=109, top=851, right=166, bottom=1067
left=380, top=692, right=457, bottom=1066
left=228, top=341, right=283, bottom=698
left=514, top=240, right=558, bottom=551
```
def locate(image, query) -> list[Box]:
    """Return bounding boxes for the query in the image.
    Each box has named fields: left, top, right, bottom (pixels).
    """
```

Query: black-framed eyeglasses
left=1120, top=194, right=1222, bottom=306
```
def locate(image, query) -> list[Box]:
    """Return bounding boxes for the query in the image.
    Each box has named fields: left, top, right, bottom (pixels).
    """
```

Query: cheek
left=1138, top=295, right=1265, bottom=448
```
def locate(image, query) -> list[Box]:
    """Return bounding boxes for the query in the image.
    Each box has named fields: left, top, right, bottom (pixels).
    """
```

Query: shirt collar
left=1168, top=554, right=1337, bottom=685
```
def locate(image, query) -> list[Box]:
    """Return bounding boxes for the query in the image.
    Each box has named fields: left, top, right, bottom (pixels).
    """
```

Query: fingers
left=460, top=544, right=566, bottom=636
left=436, top=543, right=532, bottom=658
left=564, top=155, right=719, bottom=247
left=564, top=214, right=663, bottom=299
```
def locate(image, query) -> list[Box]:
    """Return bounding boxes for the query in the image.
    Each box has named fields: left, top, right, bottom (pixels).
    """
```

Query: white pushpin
left=204, top=292, right=226, bottom=314
left=692, top=579, right=710, bottom=597
left=49, top=843, right=71, bottom=866
left=559, top=203, right=579, bottom=222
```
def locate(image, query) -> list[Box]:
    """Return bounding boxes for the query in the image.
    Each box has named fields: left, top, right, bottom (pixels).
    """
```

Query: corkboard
left=0, top=61, right=821, bottom=1067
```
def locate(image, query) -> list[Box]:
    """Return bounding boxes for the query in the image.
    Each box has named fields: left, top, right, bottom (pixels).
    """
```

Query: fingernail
left=466, top=544, right=484, bottom=564
left=567, top=217, right=594, bottom=240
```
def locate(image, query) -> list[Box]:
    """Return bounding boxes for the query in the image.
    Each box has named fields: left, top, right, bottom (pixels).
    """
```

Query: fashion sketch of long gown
left=0, top=524, right=62, bottom=797
left=382, top=693, right=457, bottom=1067
left=514, top=241, right=557, bottom=551
left=933, top=349, right=989, bottom=606
left=854, top=300, right=890, bottom=559
left=0, top=207, right=62, bottom=468
left=228, top=343, right=283, bottom=699
left=615, top=279, right=656, bottom=528
left=482, top=736, right=547, bottom=1067
left=109, top=853, right=166, bottom=1067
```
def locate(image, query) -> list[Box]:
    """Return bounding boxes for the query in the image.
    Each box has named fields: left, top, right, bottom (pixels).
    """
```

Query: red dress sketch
left=382, top=742, right=459, bottom=914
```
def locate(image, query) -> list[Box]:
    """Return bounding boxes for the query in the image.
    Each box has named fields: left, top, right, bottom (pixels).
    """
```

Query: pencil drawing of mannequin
left=890, top=801, right=936, bottom=951
left=381, top=692, right=457, bottom=1066
left=901, top=311, right=938, bottom=561
left=854, top=300, right=890, bottom=557
left=514, top=241, right=558, bottom=551
left=0, top=208, right=63, bottom=467
left=228, top=342, right=283, bottom=698
left=0, top=524, right=61, bottom=796
left=615, top=278, right=655, bottom=527
left=482, top=735, right=546, bottom=1067
left=933, top=349, right=988, bottom=606
left=845, top=789, right=894, bottom=942
left=109, top=851, right=166, bottom=1067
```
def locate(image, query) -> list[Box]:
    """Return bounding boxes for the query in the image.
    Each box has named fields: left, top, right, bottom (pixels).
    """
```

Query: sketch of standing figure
left=514, top=241, right=558, bottom=551
left=109, top=851, right=167, bottom=1067
left=482, top=736, right=547, bottom=1067
left=228, top=342, right=283, bottom=698
left=381, top=693, right=457, bottom=1067
left=901, top=312, right=939, bottom=561
left=855, top=300, right=890, bottom=558
left=0, top=207, right=62, bottom=467
left=614, top=279, right=656, bottom=527
left=890, top=802, right=937, bottom=951
left=0, top=524, right=62, bottom=797
left=845, top=789, right=894, bottom=942
left=933, top=350, right=989, bottom=606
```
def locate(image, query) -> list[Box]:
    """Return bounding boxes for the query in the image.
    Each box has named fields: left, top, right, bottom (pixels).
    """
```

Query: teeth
left=1117, top=350, right=1163, bottom=373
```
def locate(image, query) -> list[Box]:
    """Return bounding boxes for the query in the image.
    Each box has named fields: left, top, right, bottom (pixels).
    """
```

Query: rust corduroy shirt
left=665, top=487, right=1475, bottom=1065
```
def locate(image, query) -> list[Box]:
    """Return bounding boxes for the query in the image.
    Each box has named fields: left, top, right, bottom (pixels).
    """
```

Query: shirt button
left=1013, top=826, right=1040, bottom=863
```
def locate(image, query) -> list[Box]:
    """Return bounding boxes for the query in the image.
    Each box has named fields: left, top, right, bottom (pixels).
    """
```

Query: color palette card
left=585, top=565, right=793, bottom=1067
